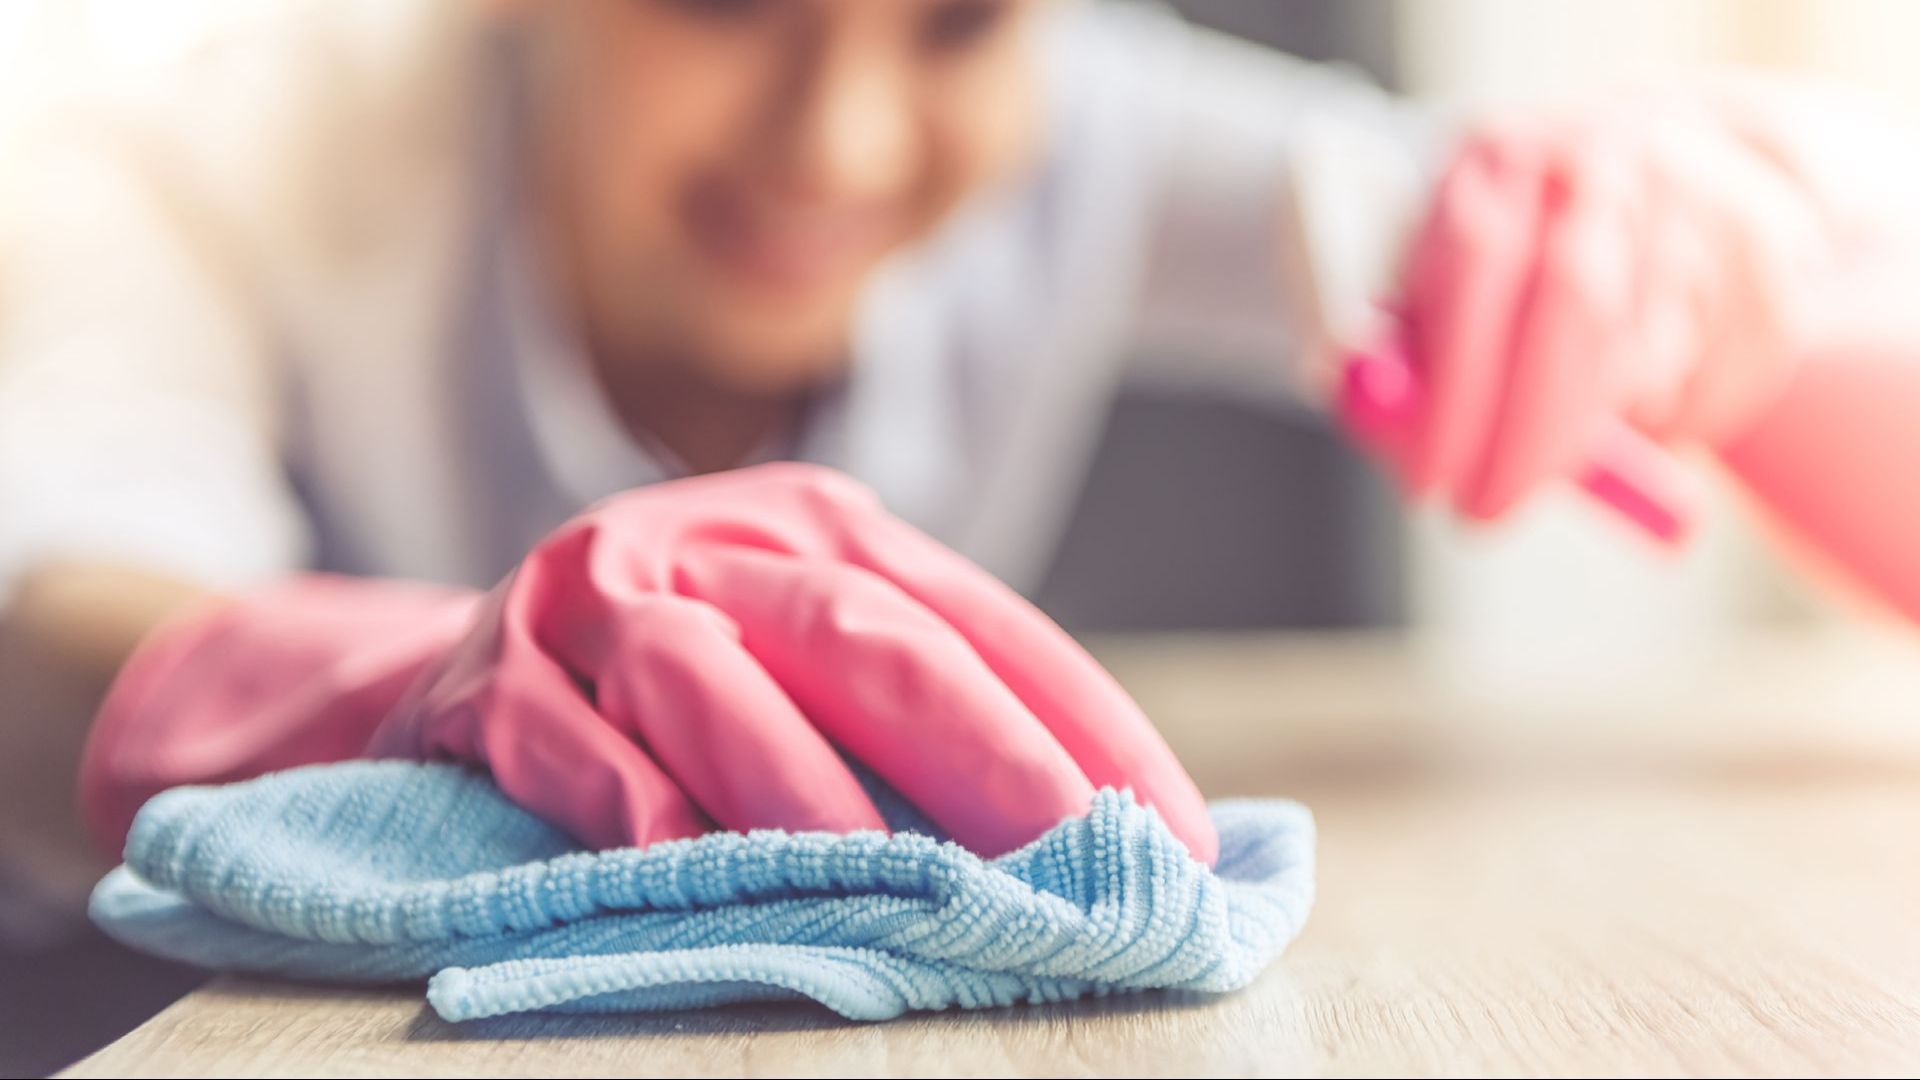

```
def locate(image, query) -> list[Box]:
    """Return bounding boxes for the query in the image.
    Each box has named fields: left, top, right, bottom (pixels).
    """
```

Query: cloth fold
left=89, top=761, right=1313, bottom=1022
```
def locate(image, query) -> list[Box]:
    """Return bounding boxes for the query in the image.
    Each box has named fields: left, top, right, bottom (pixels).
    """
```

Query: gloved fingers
left=1619, top=173, right=1715, bottom=439
left=373, top=582, right=712, bottom=851
left=829, top=510, right=1219, bottom=864
left=504, top=464, right=1213, bottom=861
left=1402, top=124, right=1550, bottom=502
left=1661, top=129, right=1828, bottom=445
left=1455, top=145, right=1638, bottom=520
left=674, top=544, right=1099, bottom=860
left=1689, top=75, right=1879, bottom=239
left=565, top=589, right=888, bottom=837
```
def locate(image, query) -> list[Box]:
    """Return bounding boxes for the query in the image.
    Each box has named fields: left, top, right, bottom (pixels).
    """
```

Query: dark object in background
left=1164, top=0, right=1399, bottom=75
left=1037, top=392, right=1405, bottom=630
left=1035, top=0, right=1406, bottom=632
left=0, top=863, right=206, bottom=1077
left=1, top=936, right=206, bottom=1077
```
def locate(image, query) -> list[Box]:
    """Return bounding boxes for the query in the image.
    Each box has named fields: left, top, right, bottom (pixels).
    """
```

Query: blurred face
left=522, top=0, right=1051, bottom=393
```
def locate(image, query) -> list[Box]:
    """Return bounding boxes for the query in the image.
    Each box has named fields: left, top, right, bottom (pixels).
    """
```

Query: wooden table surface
left=62, top=629, right=1920, bottom=1078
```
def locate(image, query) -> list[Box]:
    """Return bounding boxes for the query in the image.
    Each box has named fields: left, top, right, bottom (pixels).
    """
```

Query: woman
left=4, top=0, right=1919, bottom=867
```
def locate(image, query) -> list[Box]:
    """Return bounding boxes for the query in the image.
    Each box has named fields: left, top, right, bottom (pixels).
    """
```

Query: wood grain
left=62, top=630, right=1920, bottom=1078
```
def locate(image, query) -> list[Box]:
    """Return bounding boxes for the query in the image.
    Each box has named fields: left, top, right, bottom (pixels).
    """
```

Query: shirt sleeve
left=0, top=127, right=310, bottom=602
left=1067, top=3, right=1443, bottom=395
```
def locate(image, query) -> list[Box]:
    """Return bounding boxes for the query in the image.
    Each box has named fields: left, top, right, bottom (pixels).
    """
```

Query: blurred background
left=1049, top=0, right=1916, bottom=694
left=4, top=0, right=1917, bottom=667
left=4, top=0, right=1920, bottom=1074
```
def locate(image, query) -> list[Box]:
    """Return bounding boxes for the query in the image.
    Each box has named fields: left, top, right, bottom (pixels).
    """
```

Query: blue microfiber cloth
left=87, top=761, right=1314, bottom=1022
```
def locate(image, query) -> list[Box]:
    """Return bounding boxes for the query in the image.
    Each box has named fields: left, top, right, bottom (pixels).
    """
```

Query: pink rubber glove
left=79, top=578, right=483, bottom=853
left=1719, top=336, right=1920, bottom=625
left=82, top=463, right=1217, bottom=864
left=1361, top=76, right=1920, bottom=624
left=1376, top=80, right=1868, bottom=520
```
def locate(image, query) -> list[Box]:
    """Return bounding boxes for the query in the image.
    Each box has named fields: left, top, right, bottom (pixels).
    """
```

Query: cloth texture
left=88, top=761, right=1314, bottom=1022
